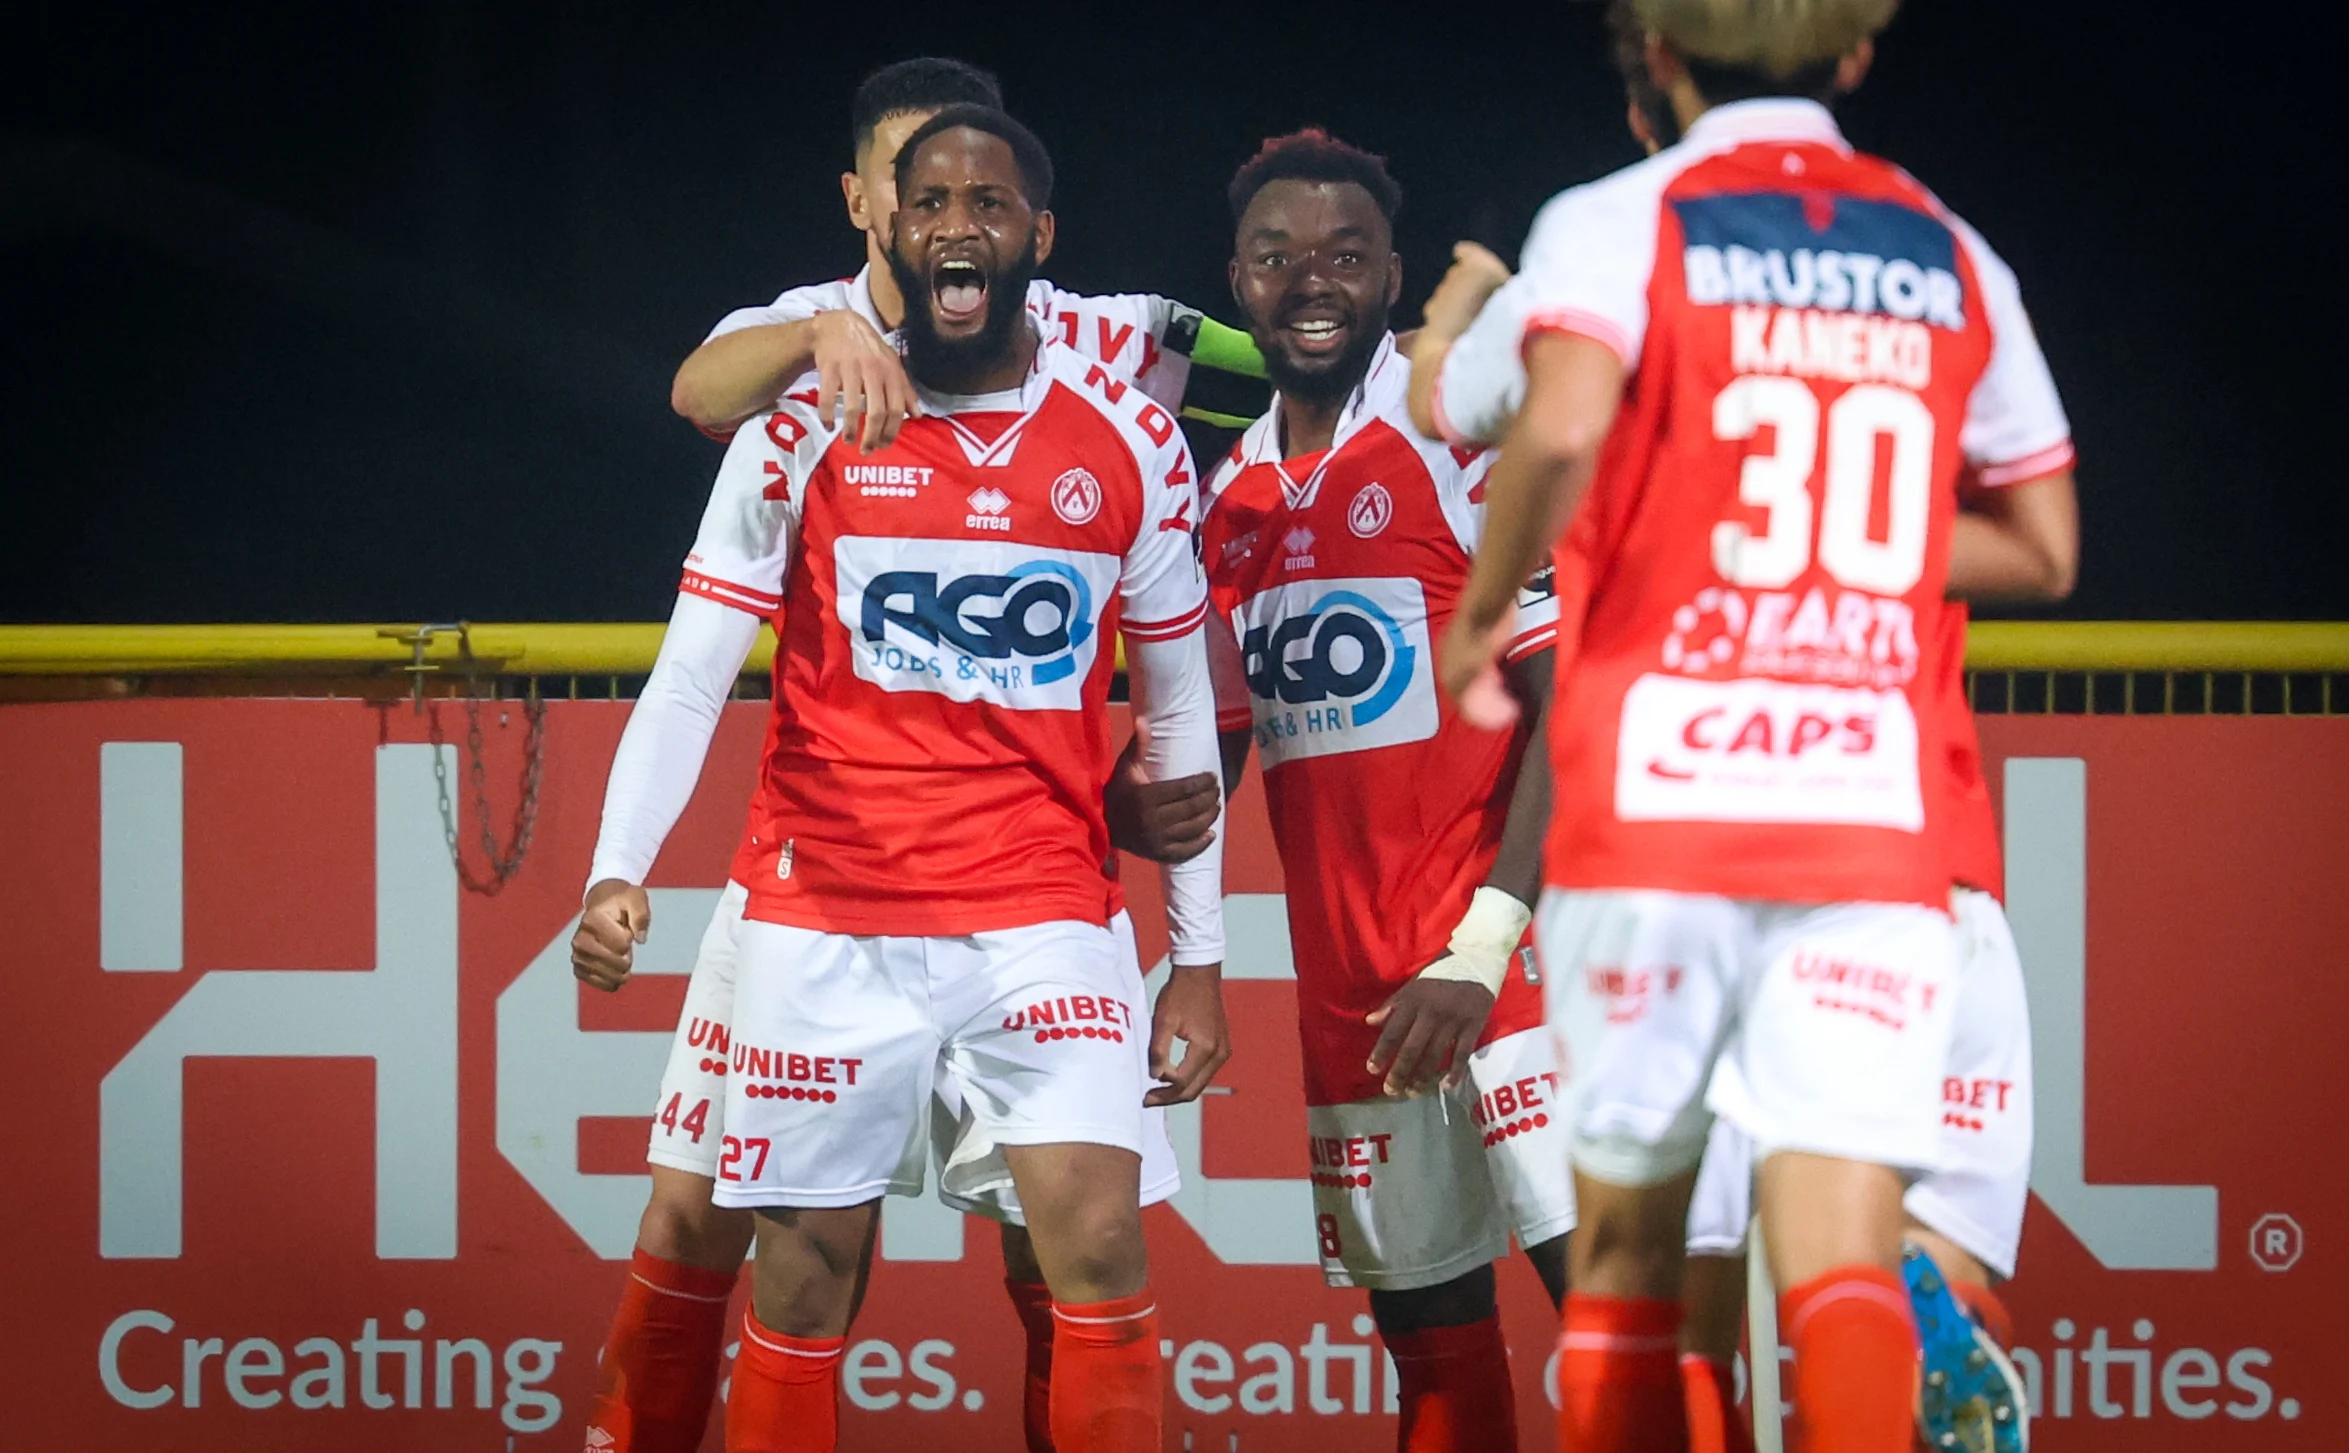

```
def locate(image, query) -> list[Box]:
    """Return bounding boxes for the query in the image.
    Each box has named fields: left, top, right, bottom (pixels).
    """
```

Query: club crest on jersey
left=965, top=486, right=1012, bottom=533
left=1235, top=575, right=1438, bottom=766
left=1050, top=468, right=1102, bottom=525
left=834, top=536, right=1118, bottom=709
left=1346, top=482, right=1393, bottom=539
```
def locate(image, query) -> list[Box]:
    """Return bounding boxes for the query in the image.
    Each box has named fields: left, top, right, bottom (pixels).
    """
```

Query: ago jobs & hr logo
left=1238, top=576, right=1437, bottom=767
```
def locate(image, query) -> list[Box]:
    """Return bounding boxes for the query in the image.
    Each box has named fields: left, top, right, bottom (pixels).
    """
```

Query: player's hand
left=1365, top=977, right=1496, bottom=1097
left=810, top=310, right=915, bottom=453
left=1146, top=964, right=1231, bottom=1106
left=1103, top=735, right=1220, bottom=864
left=571, top=879, right=650, bottom=992
left=1418, top=242, right=1512, bottom=343
left=1437, top=611, right=1522, bottom=730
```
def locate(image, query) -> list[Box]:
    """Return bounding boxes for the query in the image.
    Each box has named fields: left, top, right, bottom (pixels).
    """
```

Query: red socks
left=1777, top=1266, right=1917, bottom=1453
left=582, top=1248, right=739, bottom=1453
left=1048, top=1289, right=1162, bottom=1453
left=1951, top=1280, right=2013, bottom=1349
left=1557, top=1294, right=1688, bottom=1453
left=1387, top=1314, right=1521, bottom=1452
left=1679, top=1354, right=1754, bottom=1453
left=724, top=1309, right=844, bottom=1452
left=1007, top=1279, right=1059, bottom=1452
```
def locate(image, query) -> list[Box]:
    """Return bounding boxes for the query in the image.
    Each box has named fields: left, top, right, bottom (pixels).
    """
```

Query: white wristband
left=1417, top=885, right=1533, bottom=997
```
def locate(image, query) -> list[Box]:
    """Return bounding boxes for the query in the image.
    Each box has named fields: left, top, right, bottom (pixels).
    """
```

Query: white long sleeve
left=585, top=592, right=763, bottom=889
left=1124, top=625, right=1226, bottom=966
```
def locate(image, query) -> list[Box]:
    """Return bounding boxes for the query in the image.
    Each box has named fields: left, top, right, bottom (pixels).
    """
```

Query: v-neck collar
left=1234, top=332, right=1402, bottom=511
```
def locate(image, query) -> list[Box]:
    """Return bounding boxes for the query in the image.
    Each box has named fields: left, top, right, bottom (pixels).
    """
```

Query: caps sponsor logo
left=834, top=535, right=1119, bottom=708
left=1345, top=482, right=1392, bottom=539
left=1234, top=575, right=1437, bottom=767
left=1614, top=674, right=1924, bottom=831
left=1050, top=467, right=1102, bottom=525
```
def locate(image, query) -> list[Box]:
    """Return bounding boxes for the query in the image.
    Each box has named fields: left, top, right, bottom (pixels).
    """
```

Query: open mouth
left=1281, top=313, right=1349, bottom=357
left=933, top=258, right=989, bottom=325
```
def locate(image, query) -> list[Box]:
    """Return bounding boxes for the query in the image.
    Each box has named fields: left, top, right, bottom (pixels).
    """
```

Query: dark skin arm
left=1102, top=733, right=1221, bottom=864
left=1364, top=645, right=1555, bottom=1097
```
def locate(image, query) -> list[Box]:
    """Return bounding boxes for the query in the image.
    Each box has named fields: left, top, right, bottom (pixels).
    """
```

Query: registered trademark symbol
left=2249, top=1213, right=2303, bottom=1271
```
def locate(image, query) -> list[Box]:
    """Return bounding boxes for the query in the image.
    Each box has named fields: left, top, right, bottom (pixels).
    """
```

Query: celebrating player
left=1199, top=131, right=1573, bottom=1453
left=667, top=105, right=1219, bottom=1453
left=1410, top=1, right=2078, bottom=1449
left=571, top=58, right=1227, bottom=1453
left=668, top=57, right=1263, bottom=449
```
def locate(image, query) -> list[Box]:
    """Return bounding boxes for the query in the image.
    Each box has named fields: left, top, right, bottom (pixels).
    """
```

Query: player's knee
left=1041, top=1199, right=1148, bottom=1300
left=1572, top=1183, right=1689, bottom=1298
left=1369, top=1264, right=1497, bottom=1335
left=749, top=1211, right=871, bottom=1337
left=638, top=1172, right=754, bottom=1270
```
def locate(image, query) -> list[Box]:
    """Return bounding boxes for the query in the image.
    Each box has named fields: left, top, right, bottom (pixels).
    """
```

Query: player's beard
left=889, top=235, right=1041, bottom=389
left=1260, top=295, right=1390, bottom=410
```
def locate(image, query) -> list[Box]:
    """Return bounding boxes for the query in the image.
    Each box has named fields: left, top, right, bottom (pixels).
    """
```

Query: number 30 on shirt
left=1709, top=377, right=1936, bottom=597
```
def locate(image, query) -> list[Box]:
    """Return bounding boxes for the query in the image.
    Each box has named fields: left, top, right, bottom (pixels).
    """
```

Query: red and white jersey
left=708, top=265, right=1197, bottom=416
left=1202, top=335, right=1560, bottom=1105
left=684, top=329, right=1211, bottom=938
left=1937, top=603, right=2002, bottom=900
left=1437, top=98, right=2073, bottom=909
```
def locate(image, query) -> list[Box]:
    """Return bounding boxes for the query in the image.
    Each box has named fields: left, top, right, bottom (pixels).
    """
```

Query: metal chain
left=426, top=677, right=547, bottom=895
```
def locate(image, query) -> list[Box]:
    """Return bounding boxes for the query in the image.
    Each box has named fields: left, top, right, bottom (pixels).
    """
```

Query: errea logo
left=966, top=487, right=1012, bottom=533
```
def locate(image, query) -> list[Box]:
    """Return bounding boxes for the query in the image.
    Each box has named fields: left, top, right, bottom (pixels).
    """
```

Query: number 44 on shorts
left=658, top=1092, right=711, bottom=1145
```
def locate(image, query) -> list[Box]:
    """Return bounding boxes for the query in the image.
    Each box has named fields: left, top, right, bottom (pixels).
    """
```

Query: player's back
left=1449, top=98, right=2071, bottom=909
left=749, top=340, right=1204, bottom=938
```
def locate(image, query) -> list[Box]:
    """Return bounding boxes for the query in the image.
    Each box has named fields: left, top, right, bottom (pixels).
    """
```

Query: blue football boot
left=1905, top=1242, right=2028, bottom=1453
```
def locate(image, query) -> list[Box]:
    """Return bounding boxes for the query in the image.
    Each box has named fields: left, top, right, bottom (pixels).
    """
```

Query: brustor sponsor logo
left=1684, top=244, right=1965, bottom=330
left=1346, top=483, right=1393, bottom=539
left=1050, top=468, right=1101, bottom=525
left=965, top=486, right=1012, bottom=533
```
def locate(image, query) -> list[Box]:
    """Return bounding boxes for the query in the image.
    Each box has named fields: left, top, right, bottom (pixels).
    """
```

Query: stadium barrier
left=3, top=622, right=2341, bottom=1450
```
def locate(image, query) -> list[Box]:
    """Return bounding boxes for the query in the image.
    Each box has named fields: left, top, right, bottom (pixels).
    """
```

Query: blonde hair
left=1632, top=0, right=1898, bottom=80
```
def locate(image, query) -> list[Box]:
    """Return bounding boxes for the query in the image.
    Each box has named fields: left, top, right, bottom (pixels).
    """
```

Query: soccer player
left=1199, top=131, right=1573, bottom=1453
left=572, top=59, right=1225, bottom=1453
left=668, top=57, right=1264, bottom=450
left=670, top=105, right=1217, bottom=1453
left=1409, top=2, right=2078, bottom=1449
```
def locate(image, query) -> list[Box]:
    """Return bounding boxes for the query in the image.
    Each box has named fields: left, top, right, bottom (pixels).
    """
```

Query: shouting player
left=571, top=59, right=1225, bottom=1453
left=1410, top=0, right=2077, bottom=1448
left=668, top=57, right=1264, bottom=449
left=687, top=105, right=1219, bottom=1453
left=1200, top=131, right=1573, bottom=1453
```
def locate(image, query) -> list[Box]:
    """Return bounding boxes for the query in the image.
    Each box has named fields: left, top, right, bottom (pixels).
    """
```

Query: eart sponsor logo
left=1673, top=191, right=1966, bottom=329
left=1663, top=584, right=1921, bottom=691
left=834, top=535, right=1117, bottom=707
left=1236, top=575, right=1437, bottom=767
left=1616, top=674, right=1924, bottom=831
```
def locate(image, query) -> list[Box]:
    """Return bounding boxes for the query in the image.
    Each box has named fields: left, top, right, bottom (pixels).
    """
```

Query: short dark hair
left=850, top=57, right=1003, bottom=156
left=1227, top=129, right=1402, bottom=226
left=892, top=103, right=1054, bottom=210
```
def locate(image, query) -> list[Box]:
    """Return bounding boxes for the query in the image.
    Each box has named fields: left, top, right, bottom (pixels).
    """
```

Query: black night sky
left=4, top=1, right=2340, bottom=625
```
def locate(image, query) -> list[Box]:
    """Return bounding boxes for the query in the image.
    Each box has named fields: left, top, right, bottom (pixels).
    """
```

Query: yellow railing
left=2, top=621, right=2346, bottom=677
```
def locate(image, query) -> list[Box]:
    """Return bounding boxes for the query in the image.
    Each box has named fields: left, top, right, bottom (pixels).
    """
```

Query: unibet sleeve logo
left=834, top=536, right=1120, bottom=708
left=1233, top=576, right=1438, bottom=767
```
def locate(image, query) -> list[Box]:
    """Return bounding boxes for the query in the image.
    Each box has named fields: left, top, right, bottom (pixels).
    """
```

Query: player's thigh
left=938, top=919, right=1148, bottom=1165
left=1464, top=1027, right=1578, bottom=1251
left=645, top=880, right=750, bottom=1178
left=1903, top=888, right=2032, bottom=1279
left=937, top=911, right=1178, bottom=1225
left=1713, top=898, right=1958, bottom=1173
left=1309, top=1090, right=1507, bottom=1293
left=710, top=921, right=936, bottom=1210
left=1537, top=887, right=1746, bottom=1186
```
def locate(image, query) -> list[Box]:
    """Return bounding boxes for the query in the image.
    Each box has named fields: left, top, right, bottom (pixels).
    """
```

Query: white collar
left=843, top=264, right=893, bottom=333
left=908, top=317, right=1057, bottom=467
left=1237, top=332, right=1403, bottom=509
left=1680, top=97, right=1850, bottom=155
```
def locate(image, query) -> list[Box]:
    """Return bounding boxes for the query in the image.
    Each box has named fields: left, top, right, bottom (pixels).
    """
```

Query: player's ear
left=1834, top=39, right=1875, bottom=96
left=1228, top=254, right=1244, bottom=312
left=1032, top=209, right=1056, bottom=266
left=1385, top=253, right=1403, bottom=310
left=843, top=170, right=869, bottom=231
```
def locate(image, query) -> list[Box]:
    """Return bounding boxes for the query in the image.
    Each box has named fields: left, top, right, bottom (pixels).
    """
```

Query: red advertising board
left=2, top=698, right=2339, bottom=1448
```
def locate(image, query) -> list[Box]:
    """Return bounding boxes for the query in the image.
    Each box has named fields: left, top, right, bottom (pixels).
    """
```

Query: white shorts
left=646, top=886, right=1178, bottom=1218
left=1681, top=889, right=2032, bottom=1278
left=709, top=916, right=1150, bottom=1211
left=1538, top=888, right=1958, bottom=1187
left=1309, top=1028, right=1577, bottom=1291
